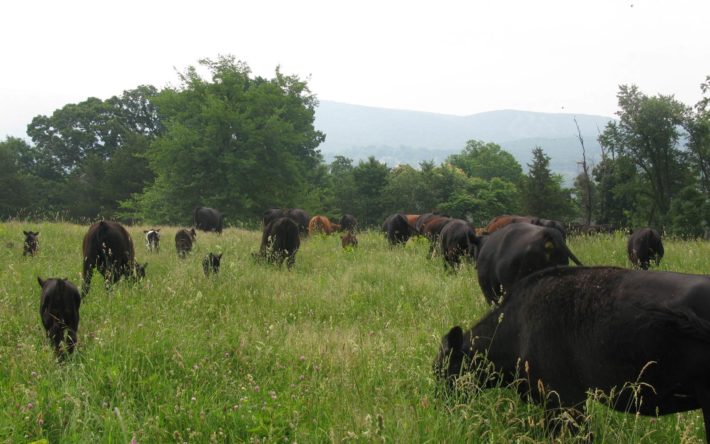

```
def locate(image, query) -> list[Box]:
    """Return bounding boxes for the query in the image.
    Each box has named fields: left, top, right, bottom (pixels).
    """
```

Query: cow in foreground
left=256, top=217, right=300, bottom=269
left=203, top=252, right=223, bottom=276
left=628, top=227, right=664, bottom=270
left=175, top=228, right=197, bottom=258
left=38, top=277, right=81, bottom=358
left=193, top=206, right=224, bottom=233
left=476, top=222, right=582, bottom=304
left=82, top=221, right=146, bottom=297
left=144, top=228, right=160, bottom=252
left=439, top=219, right=480, bottom=270
left=23, top=230, right=40, bottom=256
left=435, top=266, right=710, bottom=441
left=382, top=213, right=415, bottom=246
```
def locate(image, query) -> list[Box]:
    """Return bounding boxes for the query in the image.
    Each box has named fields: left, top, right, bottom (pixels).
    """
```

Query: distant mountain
left=313, top=100, right=615, bottom=180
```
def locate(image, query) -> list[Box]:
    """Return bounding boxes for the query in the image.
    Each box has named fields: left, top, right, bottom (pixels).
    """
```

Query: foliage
left=131, top=56, right=325, bottom=224
left=446, top=139, right=523, bottom=183
left=520, top=147, right=575, bottom=220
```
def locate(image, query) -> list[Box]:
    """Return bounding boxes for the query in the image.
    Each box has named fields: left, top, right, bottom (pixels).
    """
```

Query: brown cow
left=341, top=231, right=358, bottom=249
left=308, top=215, right=340, bottom=235
left=420, top=216, right=453, bottom=258
left=404, top=214, right=420, bottom=229
left=486, top=215, right=567, bottom=238
left=82, top=221, right=146, bottom=297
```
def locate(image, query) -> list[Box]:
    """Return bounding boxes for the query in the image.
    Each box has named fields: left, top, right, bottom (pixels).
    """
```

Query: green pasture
left=0, top=222, right=707, bottom=443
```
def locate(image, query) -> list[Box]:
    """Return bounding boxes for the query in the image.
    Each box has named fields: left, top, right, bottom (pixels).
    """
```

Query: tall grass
left=0, top=223, right=706, bottom=443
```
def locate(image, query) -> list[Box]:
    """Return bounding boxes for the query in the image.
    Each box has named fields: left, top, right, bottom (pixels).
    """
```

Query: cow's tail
left=645, top=305, right=710, bottom=343
left=193, top=206, right=201, bottom=226
left=566, top=244, right=583, bottom=266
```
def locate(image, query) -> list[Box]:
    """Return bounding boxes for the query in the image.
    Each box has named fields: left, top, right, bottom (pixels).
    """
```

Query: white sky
left=1, top=0, right=709, bottom=140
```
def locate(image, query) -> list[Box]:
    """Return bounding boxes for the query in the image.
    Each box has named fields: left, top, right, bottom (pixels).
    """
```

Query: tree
left=599, top=85, right=690, bottom=225
left=520, top=147, right=575, bottom=220
left=351, top=156, right=390, bottom=227
left=0, top=137, right=34, bottom=218
left=446, top=140, right=523, bottom=183
left=133, top=56, right=325, bottom=224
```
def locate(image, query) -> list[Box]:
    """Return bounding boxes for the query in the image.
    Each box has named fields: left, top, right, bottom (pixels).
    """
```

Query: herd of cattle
left=21, top=205, right=710, bottom=441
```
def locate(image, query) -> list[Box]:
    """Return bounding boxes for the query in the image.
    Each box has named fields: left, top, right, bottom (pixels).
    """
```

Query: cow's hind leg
left=695, top=385, right=710, bottom=443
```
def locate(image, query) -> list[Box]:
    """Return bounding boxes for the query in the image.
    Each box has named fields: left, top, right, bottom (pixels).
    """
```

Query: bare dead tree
left=575, top=117, right=593, bottom=225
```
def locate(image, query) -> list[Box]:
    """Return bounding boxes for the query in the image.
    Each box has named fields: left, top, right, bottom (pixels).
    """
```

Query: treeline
left=1, top=55, right=709, bottom=235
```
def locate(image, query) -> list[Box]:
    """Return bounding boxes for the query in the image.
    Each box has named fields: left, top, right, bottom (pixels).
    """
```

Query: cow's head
left=133, top=262, right=148, bottom=280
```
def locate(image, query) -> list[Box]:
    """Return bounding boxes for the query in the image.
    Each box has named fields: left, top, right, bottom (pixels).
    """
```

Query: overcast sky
left=1, top=0, right=709, bottom=140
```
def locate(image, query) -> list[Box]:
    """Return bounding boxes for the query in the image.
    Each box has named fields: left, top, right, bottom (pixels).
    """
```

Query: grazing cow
left=23, top=230, right=40, bottom=256
left=143, top=228, right=160, bottom=252
left=486, top=215, right=567, bottom=239
left=476, top=222, right=582, bottom=304
left=38, top=277, right=81, bottom=358
left=435, top=266, right=710, bottom=440
left=202, top=252, right=223, bottom=276
left=628, top=227, right=664, bottom=270
left=404, top=214, right=420, bottom=229
left=175, top=228, right=197, bottom=258
left=263, top=208, right=310, bottom=237
left=341, top=231, right=358, bottom=249
left=439, top=219, right=480, bottom=270
left=420, top=216, right=453, bottom=258
left=82, top=221, right=146, bottom=297
left=193, top=207, right=224, bottom=233
left=308, top=215, right=340, bottom=235
left=382, top=213, right=415, bottom=246
left=415, top=213, right=438, bottom=234
left=340, top=214, right=358, bottom=232
left=257, top=216, right=300, bottom=269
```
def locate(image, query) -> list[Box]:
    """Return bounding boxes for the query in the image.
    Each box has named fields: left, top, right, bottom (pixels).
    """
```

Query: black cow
left=202, top=252, right=223, bottom=276
left=339, top=214, right=358, bottom=232
left=257, top=217, right=300, bottom=269
left=435, top=266, right=710, bottom=440
left=23, top=230, right=39, bottom=256
left=475, top=222, right=582, bottom=304
left=82, top=221, right=146, bottom=297
left=38, top=277, right=81, bottom=358
left=193, top=207, right=224, bottom=234
left=175, top=228, right=197, bottom=258
left=382, top=213, right=415, bottom=246
left=439, top=219, right=480, bottom=270
left=628, top=227, right=664, bottom=270
left=143, top=228, right=160, bottom=252
left=263, top=208, right=310, bottom=237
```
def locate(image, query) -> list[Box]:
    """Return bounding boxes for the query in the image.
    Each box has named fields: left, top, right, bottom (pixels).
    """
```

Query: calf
left=341, top=231, right=358, bottom=249
left=438, top=219, right=480, bottom=270
left=144, top=228, right=161, bottom=252
left=202, top=252, right=223, bottom=276
left=628, top=227, right=664, bottom=270
left=23, top=230, right=40, bottom=256
left=175, top=228, right=197, bottom=258
left=476, top=222, right=582, bottom=304
left=435, top=266, right=710, bottom=441
left=308, top=215, right=339, bottom=235
left=38, top=277, right=81, bottom=358
left=257, top=217, right=300, bottom=269
left=82, top=221, right=146, bottom=297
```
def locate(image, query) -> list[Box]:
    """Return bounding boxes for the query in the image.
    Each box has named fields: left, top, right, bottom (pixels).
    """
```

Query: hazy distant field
left=0, top=222, right=707, bottom=443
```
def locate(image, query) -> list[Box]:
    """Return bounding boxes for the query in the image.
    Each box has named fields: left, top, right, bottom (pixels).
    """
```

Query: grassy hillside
left=0, top=222, right=706, bottom=443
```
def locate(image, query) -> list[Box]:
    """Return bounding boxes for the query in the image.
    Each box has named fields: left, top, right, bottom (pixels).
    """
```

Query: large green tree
left=132, top=56, right=325, bottom=224
left=599, top=85, right=690, bottom=225
left=446, top=139, right=523, bottom=183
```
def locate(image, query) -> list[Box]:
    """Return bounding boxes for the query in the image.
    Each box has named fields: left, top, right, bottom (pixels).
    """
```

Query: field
left=0, top=221, right=708, bottom=443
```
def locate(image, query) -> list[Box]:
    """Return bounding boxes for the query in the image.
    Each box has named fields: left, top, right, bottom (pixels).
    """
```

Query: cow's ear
left=34, top=232, right=39, bottom=236
left=37, top=277, right=45, bottom=288
left=143, top=262, right=149, bottom=269
left=156, top=229, right=160, bottom=232
left=445, top=326, right=464, bottom=352
left=23, top=231, right=29, bottom=236
left=217, top=253, right=223, bottom=259
left=143, top=230, right=149, bottom=233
